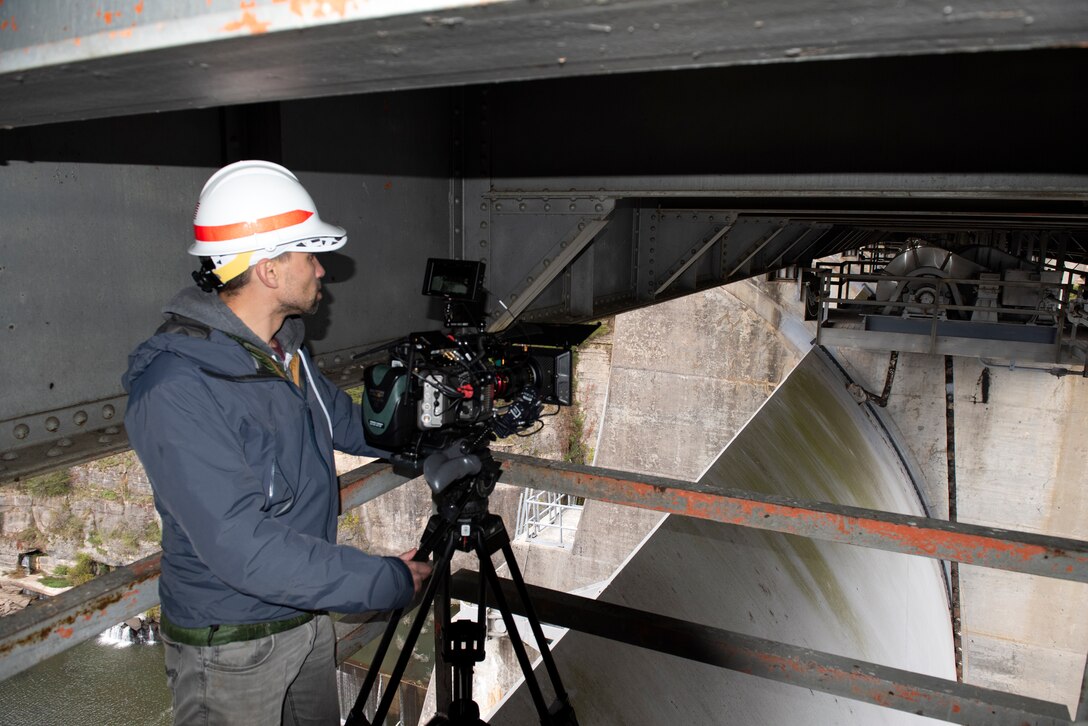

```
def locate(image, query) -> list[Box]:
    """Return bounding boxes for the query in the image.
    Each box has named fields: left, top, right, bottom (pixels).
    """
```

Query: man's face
left=275, top=251, right=326, bottom=316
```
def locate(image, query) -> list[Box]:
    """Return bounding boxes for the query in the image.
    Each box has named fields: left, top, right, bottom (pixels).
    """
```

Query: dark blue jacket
left=122, top=287, right=412, bottom=628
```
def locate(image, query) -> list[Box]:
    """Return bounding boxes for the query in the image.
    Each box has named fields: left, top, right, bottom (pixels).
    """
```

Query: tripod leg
left=496, top=536, right=574, bottom=712
left=472, top=521, right=578, bottom=725
left=345, top=531, right=458, bottom=726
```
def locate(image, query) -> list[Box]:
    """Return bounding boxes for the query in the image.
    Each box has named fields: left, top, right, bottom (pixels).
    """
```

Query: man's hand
left=398, top=548, right=433, bottom=594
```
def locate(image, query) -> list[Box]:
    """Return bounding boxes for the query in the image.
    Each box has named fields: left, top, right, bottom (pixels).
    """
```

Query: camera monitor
left=422, top=258, right=485, bottom=302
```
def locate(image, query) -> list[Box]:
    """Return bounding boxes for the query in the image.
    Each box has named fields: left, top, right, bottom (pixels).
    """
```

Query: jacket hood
left=122, top=285, right=307, bottom=392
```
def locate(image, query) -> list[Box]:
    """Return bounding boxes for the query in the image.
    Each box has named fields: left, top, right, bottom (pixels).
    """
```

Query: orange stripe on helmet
left=193, top=209, right=313, bottom=242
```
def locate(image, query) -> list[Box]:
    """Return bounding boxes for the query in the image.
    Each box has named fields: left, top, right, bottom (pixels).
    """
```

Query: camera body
left=361, top=259, right=591, bottom=477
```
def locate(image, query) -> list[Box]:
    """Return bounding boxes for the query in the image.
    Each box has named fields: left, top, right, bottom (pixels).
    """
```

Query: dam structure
left=1, top=2, right=1087, bottom=724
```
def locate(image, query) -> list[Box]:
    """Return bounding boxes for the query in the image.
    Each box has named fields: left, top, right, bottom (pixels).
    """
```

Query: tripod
left=345, top=459, right=579, bottom=726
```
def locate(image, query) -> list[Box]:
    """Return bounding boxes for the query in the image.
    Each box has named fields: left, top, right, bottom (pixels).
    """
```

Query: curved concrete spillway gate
left=492, top=348, right=955, bottom=724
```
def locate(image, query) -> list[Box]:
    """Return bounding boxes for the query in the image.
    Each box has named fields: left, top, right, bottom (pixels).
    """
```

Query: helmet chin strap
left=192, top=257, right=225, bottom=293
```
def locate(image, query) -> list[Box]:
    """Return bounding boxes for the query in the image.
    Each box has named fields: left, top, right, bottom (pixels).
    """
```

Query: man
left=123, top=160, right=432, bottom=725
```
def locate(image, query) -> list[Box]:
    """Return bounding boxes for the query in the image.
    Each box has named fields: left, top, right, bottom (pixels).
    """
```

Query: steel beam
left=493, top=453, right=1088, bottom=583
left=449, top=570, right=1072, bottom=725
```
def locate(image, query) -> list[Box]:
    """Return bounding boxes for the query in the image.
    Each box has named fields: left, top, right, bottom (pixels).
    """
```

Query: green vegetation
left=68, top=553, right=99, bottom=586
left=110, top=524, right=142, bottom=556
left=38, top=575, right=70, bottom=588
left=346, top=384, right=364, bottom=405
left=22, top=470, right=72, bottom=498
left=142, top=520, right=162, bottom=544
left=564, top=408, right=590, bottom=465
left=16, top=523, right=46, bottom=549
left=52, top=508, right=85, bottom=542
left=52, top=564, right=70, bottom=576
left=338, top=510, right=365, bottom=543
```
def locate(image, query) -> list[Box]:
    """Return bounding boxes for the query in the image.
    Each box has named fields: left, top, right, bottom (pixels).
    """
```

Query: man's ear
left=252, top=257, right=280, bottom=289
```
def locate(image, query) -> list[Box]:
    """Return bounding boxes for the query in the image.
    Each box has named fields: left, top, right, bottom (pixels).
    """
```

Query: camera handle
left=344, top=512, right=578, bottom=726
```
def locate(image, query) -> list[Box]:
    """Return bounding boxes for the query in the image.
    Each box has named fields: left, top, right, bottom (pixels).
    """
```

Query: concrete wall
left=837, top=350, right=1088, bottom=713
left=490, top=278, right=955, bottom=724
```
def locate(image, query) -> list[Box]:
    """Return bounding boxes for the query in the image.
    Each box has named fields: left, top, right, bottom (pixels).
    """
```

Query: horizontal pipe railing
left=2, top=455, right=1086, bottom=722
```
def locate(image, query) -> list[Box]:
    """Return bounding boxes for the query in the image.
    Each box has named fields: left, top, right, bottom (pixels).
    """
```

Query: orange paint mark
left=55, top=626, right=74, bottom=639
left=952, top=704, right=961, bottom=714
left=134, top=1, right=144, bottom=14
left=73, top=36, right=82, bottom=45
left=224, top=9, right=270, bottom=34
left=383, top=181, right=393, bottom=191
left=287, top=0, right=353, bottom=18
left=240, top=0, right=257, bottom=8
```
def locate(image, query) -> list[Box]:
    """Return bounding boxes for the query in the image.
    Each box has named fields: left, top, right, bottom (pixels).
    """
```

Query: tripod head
left=416, top=438, right=502, bottom=562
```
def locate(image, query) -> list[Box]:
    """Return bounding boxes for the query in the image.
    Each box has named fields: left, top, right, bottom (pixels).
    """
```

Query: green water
left=0, top=635, right=172, bottom=726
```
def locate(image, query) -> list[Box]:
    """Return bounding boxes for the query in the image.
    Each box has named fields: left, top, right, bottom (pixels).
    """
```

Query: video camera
left=361, top=258, right=596, bottom=482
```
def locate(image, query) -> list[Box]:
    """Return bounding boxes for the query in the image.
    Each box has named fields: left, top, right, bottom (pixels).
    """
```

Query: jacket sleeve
left=125, top=364, right=412, bottom=613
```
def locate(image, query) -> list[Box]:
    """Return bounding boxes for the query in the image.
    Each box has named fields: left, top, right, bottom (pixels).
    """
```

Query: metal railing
left=514, top=488, right=582, bottom=548
left=3, top=454, right=1088, bottom=724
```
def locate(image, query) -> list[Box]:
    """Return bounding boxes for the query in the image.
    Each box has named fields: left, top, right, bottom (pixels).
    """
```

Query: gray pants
left=161, top=614, right=340, bottom=726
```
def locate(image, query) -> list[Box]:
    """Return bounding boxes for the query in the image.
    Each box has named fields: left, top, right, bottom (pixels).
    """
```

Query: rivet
left=510, top=294, right=518, bottom=302
left=102, top=405, right=115, bottom=419
left=98, top=435, right=114, bottom=444
left=569, top=203, right=577, bottom=211
left=45, top=417, right=60, bottom=432
left=527, top=276, right=535, bottom=283
left=13, top=424, right=29, bottom=440
left=544, top=203, right=551, bottom=212
left=519, top=203, right=526, bottom=211
left=73, top=411, right=88, bottom=426
left=480, top=221, right=488, bottom=229
left=595, top=204, right=603, bottom=212
left=479, top=240, right=488, bottom=247
left=57, top=438, right=73, bottom=448
left=480, top=203, right=488, bottom=211
left=46, top=447, right=63, bottom=458
left=495, top=203, right=503, bottom=211
left=104, top=426, right=121, bottom=435
left=2, top=451, right=17, bottom=461
left=543, top=259, right=551, bottom=267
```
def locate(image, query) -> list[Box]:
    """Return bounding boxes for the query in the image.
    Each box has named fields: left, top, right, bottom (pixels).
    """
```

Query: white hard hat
left=190, top=160, right=346, bottom=284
